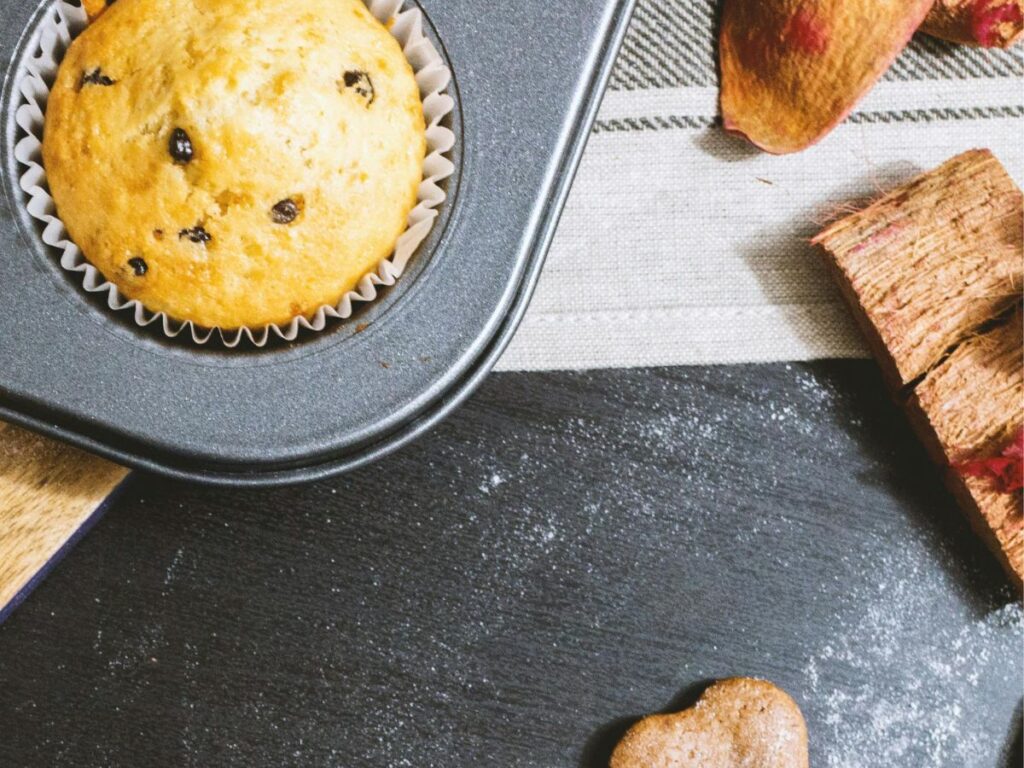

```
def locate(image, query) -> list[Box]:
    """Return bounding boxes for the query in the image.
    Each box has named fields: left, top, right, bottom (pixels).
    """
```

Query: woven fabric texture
left=497, top=0, right=1024, bottom=372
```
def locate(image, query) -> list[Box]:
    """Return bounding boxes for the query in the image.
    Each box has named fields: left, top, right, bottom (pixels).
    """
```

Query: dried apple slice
left=922, top=0, right=1024, bottom=48
left=720, top=0, right=936, bottom=154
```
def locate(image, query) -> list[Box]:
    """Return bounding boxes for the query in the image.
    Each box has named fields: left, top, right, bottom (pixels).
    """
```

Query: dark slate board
left=0, top=362, right=1020, bottom=767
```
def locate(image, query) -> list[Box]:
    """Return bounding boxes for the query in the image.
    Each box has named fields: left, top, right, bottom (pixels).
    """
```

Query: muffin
left=81, top=0, right=111, bottom=20
left=43, top=0, right=426, bottom=330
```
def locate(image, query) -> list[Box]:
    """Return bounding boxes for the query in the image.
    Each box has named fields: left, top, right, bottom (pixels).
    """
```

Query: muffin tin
left=0, top=0, right=637, bottom=486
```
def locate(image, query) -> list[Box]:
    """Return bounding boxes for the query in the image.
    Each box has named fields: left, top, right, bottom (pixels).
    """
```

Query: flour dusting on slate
left=803, top=563, right=1020, bottom=767
left=1, top=364, right=1019, bottom=767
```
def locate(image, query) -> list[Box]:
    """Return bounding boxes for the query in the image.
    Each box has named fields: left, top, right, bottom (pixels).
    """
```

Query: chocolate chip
left=179, top=225, right=212, bottom=244
left=153, top=229, right=164, bottom=240
left=342, top=70, right=375, bottom=105
left=271, top=198, right=300, bottom=224
left=128, top=257, right=148, bottom=276
left=169, top=128, right=194, bottom=164
left=81, top=68, right=115, bottom=87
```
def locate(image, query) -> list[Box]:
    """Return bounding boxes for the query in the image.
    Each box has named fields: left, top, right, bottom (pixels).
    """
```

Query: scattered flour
left=478, top=472, right=506, bottom=495
left=164, top=548, right=185, bottom=587
left=803, top=564, right=1021, bottom=767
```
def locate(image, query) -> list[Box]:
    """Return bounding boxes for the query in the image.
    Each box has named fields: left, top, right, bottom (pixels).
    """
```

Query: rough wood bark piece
left=907, top=315, right=1024, bottom=588
left=0, top=422, right=129, bottom=621
left=949, top=472, right=1023, bottom=588
left=610, top=678, right=809, bottom=768
left=910, top=312, right=1022, bottom=464
left=922, top=0, right=1024, bottom=48
left=816, top=149, right=1024, bottom=589
left=813, top=149, right=1024, bottom=391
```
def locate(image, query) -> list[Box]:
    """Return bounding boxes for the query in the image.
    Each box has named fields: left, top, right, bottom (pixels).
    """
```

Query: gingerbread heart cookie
left=611, top=678, right=808, bottom=768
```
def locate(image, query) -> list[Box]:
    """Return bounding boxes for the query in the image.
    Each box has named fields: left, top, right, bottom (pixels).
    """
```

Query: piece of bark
left=813, top=149, right=1023, bottom=391
left=949, top=473, right=1023, bottom=588
left=922, top=0, right=1024, bottom=48
left=816, top=150, right=1024, bottom=589
left=906, top=314, right=1023, bottom=588
left=910, top=312, right=1022, bottom=464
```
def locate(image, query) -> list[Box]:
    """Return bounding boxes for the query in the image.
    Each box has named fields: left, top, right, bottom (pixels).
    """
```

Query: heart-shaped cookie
left=610, top=678, right=808, bottom=768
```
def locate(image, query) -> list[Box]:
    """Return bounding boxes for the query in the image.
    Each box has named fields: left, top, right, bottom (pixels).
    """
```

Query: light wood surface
left=0, top=422, right=127, bottom=617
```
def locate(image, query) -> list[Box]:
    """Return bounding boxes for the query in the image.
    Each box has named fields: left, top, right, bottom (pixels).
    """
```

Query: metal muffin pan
left=0, top=0, right=637, bottom=486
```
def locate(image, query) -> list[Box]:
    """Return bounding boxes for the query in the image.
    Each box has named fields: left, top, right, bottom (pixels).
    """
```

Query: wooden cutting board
left=0, top=422, right=128, bottom=623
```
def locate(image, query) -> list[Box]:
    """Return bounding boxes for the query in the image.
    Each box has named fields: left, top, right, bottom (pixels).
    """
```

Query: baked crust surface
left=44, top=0, right=426, bottom=329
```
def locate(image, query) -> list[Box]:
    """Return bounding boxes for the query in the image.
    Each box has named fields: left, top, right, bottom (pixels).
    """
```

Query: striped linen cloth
left=497, top=0, right=1024, bottom=372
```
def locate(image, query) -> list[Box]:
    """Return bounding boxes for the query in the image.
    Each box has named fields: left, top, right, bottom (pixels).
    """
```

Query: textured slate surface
left=0, top=362, right=1020, bottom=767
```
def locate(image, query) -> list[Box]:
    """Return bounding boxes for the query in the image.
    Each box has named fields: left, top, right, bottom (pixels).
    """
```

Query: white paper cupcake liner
left=14, top=0, right=456, bottom=347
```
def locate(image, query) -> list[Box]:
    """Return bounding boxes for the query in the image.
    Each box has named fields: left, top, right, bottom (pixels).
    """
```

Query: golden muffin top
left=44, top=0, right=426, bottom=329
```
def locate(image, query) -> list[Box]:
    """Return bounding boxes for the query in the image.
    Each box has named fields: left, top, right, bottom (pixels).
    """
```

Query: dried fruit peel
left=720, top=0, right=935, bottom=154
left=922, top=0, right=1024, bottom=48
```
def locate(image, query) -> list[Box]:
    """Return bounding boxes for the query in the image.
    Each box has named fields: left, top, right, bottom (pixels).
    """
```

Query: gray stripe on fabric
left=593, top=115, right=717, bottom=134
left=609, top=0, right=1024, bottom=91
left=592, top=105, right=1024, bottom=134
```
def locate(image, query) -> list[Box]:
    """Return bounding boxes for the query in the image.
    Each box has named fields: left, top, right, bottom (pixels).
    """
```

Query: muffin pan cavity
left=0, top=0, right=636, bottom=485
left=6, top=0, right=461, bottom=348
